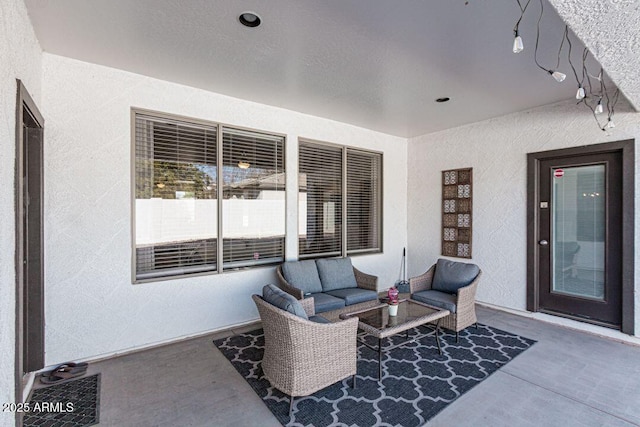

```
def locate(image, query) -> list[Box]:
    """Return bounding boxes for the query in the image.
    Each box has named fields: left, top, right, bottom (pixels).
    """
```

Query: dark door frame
left=527, top=139, right=635, bottom=335
left=15, top=80, right=45, bottom=410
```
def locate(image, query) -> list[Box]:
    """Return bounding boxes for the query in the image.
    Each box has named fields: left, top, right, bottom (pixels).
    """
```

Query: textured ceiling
left=548, top=0, right=640, bottom=111
left=24, top=0, right=631, bottom=137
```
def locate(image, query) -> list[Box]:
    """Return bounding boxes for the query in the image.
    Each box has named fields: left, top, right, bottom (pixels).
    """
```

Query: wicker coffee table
left=340, top=299, right=450, bottom=380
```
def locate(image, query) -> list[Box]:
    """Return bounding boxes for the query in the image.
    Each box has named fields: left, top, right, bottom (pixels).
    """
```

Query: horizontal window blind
left=135, top=113, right=218, bottom=280
left=298, top=142, right=343, bottom=258
left=222, top=127, right=285, bottom=268
left=347, top=149, right=382, bottom=253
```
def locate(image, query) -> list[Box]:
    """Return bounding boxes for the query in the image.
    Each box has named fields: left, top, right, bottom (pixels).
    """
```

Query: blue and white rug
left=214, top=324, right=535, bottom=426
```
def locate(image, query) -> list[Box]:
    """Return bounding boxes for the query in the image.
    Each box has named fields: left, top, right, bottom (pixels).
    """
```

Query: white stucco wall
left=0, top=0, right=42, bottom=423
left=407, top=100, right=640, bottom=336
left=40, top=53, right=408, bottom=364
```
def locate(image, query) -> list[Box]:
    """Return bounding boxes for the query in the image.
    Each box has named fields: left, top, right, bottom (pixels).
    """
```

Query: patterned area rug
left=24, top=374, right=100, bottom=427
left=214, top=325, right=535, bottom=427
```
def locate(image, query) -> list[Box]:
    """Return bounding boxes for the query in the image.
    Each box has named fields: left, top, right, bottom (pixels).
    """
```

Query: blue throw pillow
left=262, top=284, right=308, bottom=319
left=281, top=260, right=323, bottom=294
left=432, top=259, right=480, bottom=294
left=316, top=257, right=358, bottom=292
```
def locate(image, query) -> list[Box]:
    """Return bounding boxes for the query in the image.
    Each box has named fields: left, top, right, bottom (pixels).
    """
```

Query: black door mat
left=24, top=374, right=100, bottom=427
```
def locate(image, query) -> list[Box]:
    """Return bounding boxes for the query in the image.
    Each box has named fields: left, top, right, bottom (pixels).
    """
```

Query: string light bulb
left=576, top=85, right=585, bottom=100
left=595, top=99, right=604, bottom=114
left=549, top=70, right=566, bottom=82
left=606, top=119, right=615, bottom=129
left=513, top=31, right=524, bottom=53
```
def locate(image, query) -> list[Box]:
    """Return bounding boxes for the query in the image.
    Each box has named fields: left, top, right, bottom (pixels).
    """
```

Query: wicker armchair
left=252, top=295, right=359, bottom=417
left=409, top=264, right=482, bottom=342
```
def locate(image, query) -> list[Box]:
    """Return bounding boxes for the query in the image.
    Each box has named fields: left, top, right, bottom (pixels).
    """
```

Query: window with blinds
left=133, top=111, right=285, bottom=281
left=299, top=142, right=343, bottom=258
left=134, top=113, right=218, bottom=280
left=298, top=140, right=382, bottom=259
left=347, top=149, right=382, bottom=253
left=222, top=127, right=285, bottom=269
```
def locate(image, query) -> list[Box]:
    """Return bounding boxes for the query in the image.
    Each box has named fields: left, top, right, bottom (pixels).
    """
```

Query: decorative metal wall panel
left=442, top=168, right=473, bottom=258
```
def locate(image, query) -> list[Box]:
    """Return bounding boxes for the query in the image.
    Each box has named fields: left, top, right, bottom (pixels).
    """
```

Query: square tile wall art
left=442, top=168, right=472, bottom=258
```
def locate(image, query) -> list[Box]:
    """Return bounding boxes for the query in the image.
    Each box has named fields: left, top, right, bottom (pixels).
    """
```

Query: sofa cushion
left=308, top=315, right=331, bottom=324
left=282, top=260, right=323, bottom=294
left=308, top=292, right=346, bottom=313
left=326, top=288, right=378, bottom=306
left=412, top=290, right=457, bottom=313
left=432, top=259, right=480, bottom=294
left=262, top=284, right=308, bottom=319
left=316, top=257, right=358, bottom=292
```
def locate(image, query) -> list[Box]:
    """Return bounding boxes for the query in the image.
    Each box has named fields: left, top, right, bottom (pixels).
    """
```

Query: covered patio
left=64, top=306, right=640, bottom=426
left=2, top=0, right=640, bottom=426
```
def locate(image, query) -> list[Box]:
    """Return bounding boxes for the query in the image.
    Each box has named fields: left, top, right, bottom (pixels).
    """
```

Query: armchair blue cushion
left=282, top=260, right=323, bottom=294
left=412, top=290, right=457, bottom=313
left=432, top=259, right=480, bottom=294
left=316, top=257, right=358, bottom=291
left=262, top=284, right=308, bottom=319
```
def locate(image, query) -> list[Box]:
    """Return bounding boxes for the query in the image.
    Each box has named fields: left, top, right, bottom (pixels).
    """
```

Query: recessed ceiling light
left=435, top=97, right=450, bottom=103
left=239, top=12, right=261, bottom=28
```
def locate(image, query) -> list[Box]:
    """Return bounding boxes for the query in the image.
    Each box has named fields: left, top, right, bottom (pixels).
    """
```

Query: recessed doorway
left=527, top=140, right=635, bottom=334
left=15, top=80, right=45, bottom=406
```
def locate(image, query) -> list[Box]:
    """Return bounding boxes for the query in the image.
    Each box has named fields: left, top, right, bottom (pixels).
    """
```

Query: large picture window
left=133, top=111, right=285, bottom=281
left=298, top=140, right=382, bottom=258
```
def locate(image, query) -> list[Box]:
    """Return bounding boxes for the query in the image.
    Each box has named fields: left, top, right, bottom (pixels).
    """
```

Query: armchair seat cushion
left=308, top=293, right=346, bottom=313
left=262, top=284, right=308, bottom=319
left=309, top=315, right=331, bottom=324
left=412, top=290, right=457, bottom=313
left=326, top=288, right=378, bottom=306
left=432, top=259, right=480, bottom=294
left=282, top=260, right=323, bottom=294
left=316, top=258, right=358, bottom=291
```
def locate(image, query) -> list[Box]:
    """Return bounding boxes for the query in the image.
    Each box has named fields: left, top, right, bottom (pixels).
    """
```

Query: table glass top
left=345, top=299, right=443, bottom=330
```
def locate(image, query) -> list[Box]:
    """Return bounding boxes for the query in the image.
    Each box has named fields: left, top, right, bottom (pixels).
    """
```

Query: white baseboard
left=40, top=317, right=261, bottom=372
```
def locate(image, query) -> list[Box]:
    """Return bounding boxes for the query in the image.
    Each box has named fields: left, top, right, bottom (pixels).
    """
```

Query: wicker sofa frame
left=409, top=264, right=482, bottom=341
left=252, top=294, right=359, bottom=417
left=276, top=265, right=380, bottom=321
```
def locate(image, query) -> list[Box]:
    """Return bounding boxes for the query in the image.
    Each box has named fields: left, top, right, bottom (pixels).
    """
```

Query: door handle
left=539, top=240, right=548, bottom=246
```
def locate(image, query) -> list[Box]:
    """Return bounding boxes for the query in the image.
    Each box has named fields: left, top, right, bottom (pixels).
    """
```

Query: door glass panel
left=552, top=165, right=605, bottom=300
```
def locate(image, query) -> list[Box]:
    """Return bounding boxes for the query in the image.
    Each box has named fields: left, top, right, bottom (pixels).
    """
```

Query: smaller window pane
left=298, top=142, right=343, bottom=258
left=221, top=127, right=285, bottom=269
left=347, top=149, right=382, bottom=254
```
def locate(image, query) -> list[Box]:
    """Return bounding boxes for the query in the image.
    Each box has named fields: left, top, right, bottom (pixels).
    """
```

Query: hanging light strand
left=606, top=89, right=620, bottom=129
left=580, top=48, right=588, bottom=90
left=512, top=0, right=620, bottom=131
left=533, top=0, right=547, bottom=73
left=512, top=0, right=531, bottom=53
left=565, top=27, right=585, bottom=100
left=533, top=0, right=565, bottom=81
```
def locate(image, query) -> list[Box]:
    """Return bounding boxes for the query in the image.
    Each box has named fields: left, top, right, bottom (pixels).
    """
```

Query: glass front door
left=551, top=165, right=605, bottom=300
left=537, top=152, right=622, bottom=327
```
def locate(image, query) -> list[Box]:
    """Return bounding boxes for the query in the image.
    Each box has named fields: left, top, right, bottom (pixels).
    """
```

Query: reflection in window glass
left=552, top=165, right=605, bottom=300
left=135, top=115, right=218, bottom=280
left=222, top=128, right=285, bottom=269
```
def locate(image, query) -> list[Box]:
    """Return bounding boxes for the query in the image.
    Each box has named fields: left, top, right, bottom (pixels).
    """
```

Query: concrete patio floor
left=63, top=306, right=640, bottom=426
